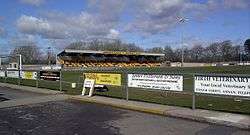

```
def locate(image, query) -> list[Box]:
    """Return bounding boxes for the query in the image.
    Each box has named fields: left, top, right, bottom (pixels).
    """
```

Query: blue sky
left=0, top=0, right=249, bottom=53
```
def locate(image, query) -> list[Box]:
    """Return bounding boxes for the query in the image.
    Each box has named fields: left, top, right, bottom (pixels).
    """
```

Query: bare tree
left=219, top=40, right=233, bottom=62
left=203, top=43, right=220, bottom=62
left=9, top=45, right=42, bottom=64
left=147, top=47, right=164, bottom=53
left=190, top=44, right=204, bottom=62
left=65, top=39, right=144, bottom=52
left=164, top=46, right=175, bottom=61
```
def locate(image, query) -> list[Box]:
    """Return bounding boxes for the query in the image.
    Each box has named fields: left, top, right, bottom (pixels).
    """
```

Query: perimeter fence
left=0, top=66, right=250, bottom=114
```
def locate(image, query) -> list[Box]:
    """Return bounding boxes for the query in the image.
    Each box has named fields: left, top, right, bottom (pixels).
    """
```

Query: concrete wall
left=170, top=62, right=250, bottom=67
left=170, top=62, right=211, bottom=67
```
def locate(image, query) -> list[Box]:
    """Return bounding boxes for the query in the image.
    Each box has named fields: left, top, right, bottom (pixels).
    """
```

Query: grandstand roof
left=58, top=49, right=165, bottom=57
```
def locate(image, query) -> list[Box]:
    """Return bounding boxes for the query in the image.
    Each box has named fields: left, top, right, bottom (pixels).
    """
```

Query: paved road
left=0, top=87, right=249, bottom=135
left=0, top=100, right=249, bottom=135
left=0, top=86, right=46, bottom=101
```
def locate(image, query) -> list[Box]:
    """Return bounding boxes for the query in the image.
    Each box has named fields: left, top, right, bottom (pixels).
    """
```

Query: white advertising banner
left=21, top=71, right=37, bottom=80
left=0, top=71, right=5, bottom=77
left=7, top=71, right=19, bottom=78
left=128, top=74, right=183, bottom=91
left=194, top=75, right=250, bottom=97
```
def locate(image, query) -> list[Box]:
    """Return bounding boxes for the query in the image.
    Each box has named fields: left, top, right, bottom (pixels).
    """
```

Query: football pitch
left=1, top=66, right=250, bottom=114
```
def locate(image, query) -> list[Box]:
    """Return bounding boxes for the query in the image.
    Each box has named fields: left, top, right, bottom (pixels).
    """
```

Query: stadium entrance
left=57, top=49, right=165, bottom=68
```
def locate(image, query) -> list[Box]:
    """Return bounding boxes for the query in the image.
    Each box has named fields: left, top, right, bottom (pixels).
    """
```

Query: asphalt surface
left=0, top=86, right=249, bottom=135
left=0, top=100, right=249, bottom=135
left=0, top=86, right=46, bottom=100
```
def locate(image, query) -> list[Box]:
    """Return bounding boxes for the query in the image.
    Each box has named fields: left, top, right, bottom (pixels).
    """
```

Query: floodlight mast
left=179, top=17, right=189, bottom=67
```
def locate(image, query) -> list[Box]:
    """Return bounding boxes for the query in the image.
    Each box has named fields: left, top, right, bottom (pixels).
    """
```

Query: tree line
left=6, top=38, right=250, bottom=64
left=66, top=39, right=250, bottom=63
left=148, top=40, right=243, bottom=63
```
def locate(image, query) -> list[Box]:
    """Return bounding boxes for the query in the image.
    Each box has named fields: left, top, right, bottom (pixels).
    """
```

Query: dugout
left=57, top=49, right=165, bottom=68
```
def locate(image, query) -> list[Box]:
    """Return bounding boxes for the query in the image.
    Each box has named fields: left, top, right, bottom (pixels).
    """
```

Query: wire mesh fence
left=0, top=66, right=250, bottom=114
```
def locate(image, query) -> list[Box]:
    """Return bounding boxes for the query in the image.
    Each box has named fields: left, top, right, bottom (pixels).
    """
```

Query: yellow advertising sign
left=84, top=73, right=121, bottom=86
left=21, top=71, right=37, bottom=80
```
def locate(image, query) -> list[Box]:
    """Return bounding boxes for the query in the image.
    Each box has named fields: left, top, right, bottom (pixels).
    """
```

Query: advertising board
left=0, top=71, right=5, bottom=77
left=83, top=79, right=95, bottom=88
left=84, top=73, right=121, bottom=86
left=40, top=71, right=60, bottom=81
left=82, top=79, right=95, bottom=96
left=128, top=74, right=183, bottom=91
left=194, top=75, right=250, bottom=97
left=21, top=71, right=37, bottom=80
left=7, top=71, right=19, bottom=78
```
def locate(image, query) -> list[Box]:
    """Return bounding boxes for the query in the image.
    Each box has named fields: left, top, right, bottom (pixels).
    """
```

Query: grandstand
left=57, top=49, right=165, bottom=68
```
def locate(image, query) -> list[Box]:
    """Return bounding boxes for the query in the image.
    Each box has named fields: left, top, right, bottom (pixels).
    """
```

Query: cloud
left=0, top=26, right=7, bottom=38
left=124, top=0, right=249, bottom=36
left=125, top=0, right=208, bottom=35
left=0, top=16, right=4, bottom=21
left=17, top=15, right=69, bottom=39
left=0, top=27, right=4, bottom=36
left=17, top=0, right=125, bottom=40
left=223, top=0, right=250, bottom=9
left=107, top=29, right=120, bottom=39
left=20, top=0, right=44, bottom=6
left=0, top=16, right=6, bottom=37
left=16, top=13, right=118, bottom=39
left=16, top=0, right=249, bottom=40
left=8, top=34, right=37, bottom=46
left=124, top=0, right=190, bottom=35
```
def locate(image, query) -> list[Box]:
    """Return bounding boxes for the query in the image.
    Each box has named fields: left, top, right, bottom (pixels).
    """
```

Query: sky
left=0, top=0, right=249, bottom=54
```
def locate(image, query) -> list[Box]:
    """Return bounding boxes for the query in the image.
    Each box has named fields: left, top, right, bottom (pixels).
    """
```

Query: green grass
left=20, top=79, right=37, bottom=87
left=5, top=78, right=20, bottom=85
left=1, top=66, right=250, bottom=114
left=38, top=80, right=60, bottom=90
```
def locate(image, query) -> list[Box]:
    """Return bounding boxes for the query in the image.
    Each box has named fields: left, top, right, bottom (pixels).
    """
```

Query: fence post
left=192, top=74, right=196, bottom=110
left=36, top=71, right=39, bottom=88
left=4, top=69, right=7, bottom=83
left=18, top=69, right=21, bottom=86
left=125, top=72, right=129, bottom=101
left=59, top=69, right=62, bottom=91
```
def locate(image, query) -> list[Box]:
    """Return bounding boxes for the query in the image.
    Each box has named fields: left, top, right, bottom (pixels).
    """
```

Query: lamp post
left=179, top=17, right=189, bottom=67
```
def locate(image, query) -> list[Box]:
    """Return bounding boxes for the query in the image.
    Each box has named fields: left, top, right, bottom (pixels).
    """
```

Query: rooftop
left=58, top=49, right=165, bottom=57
